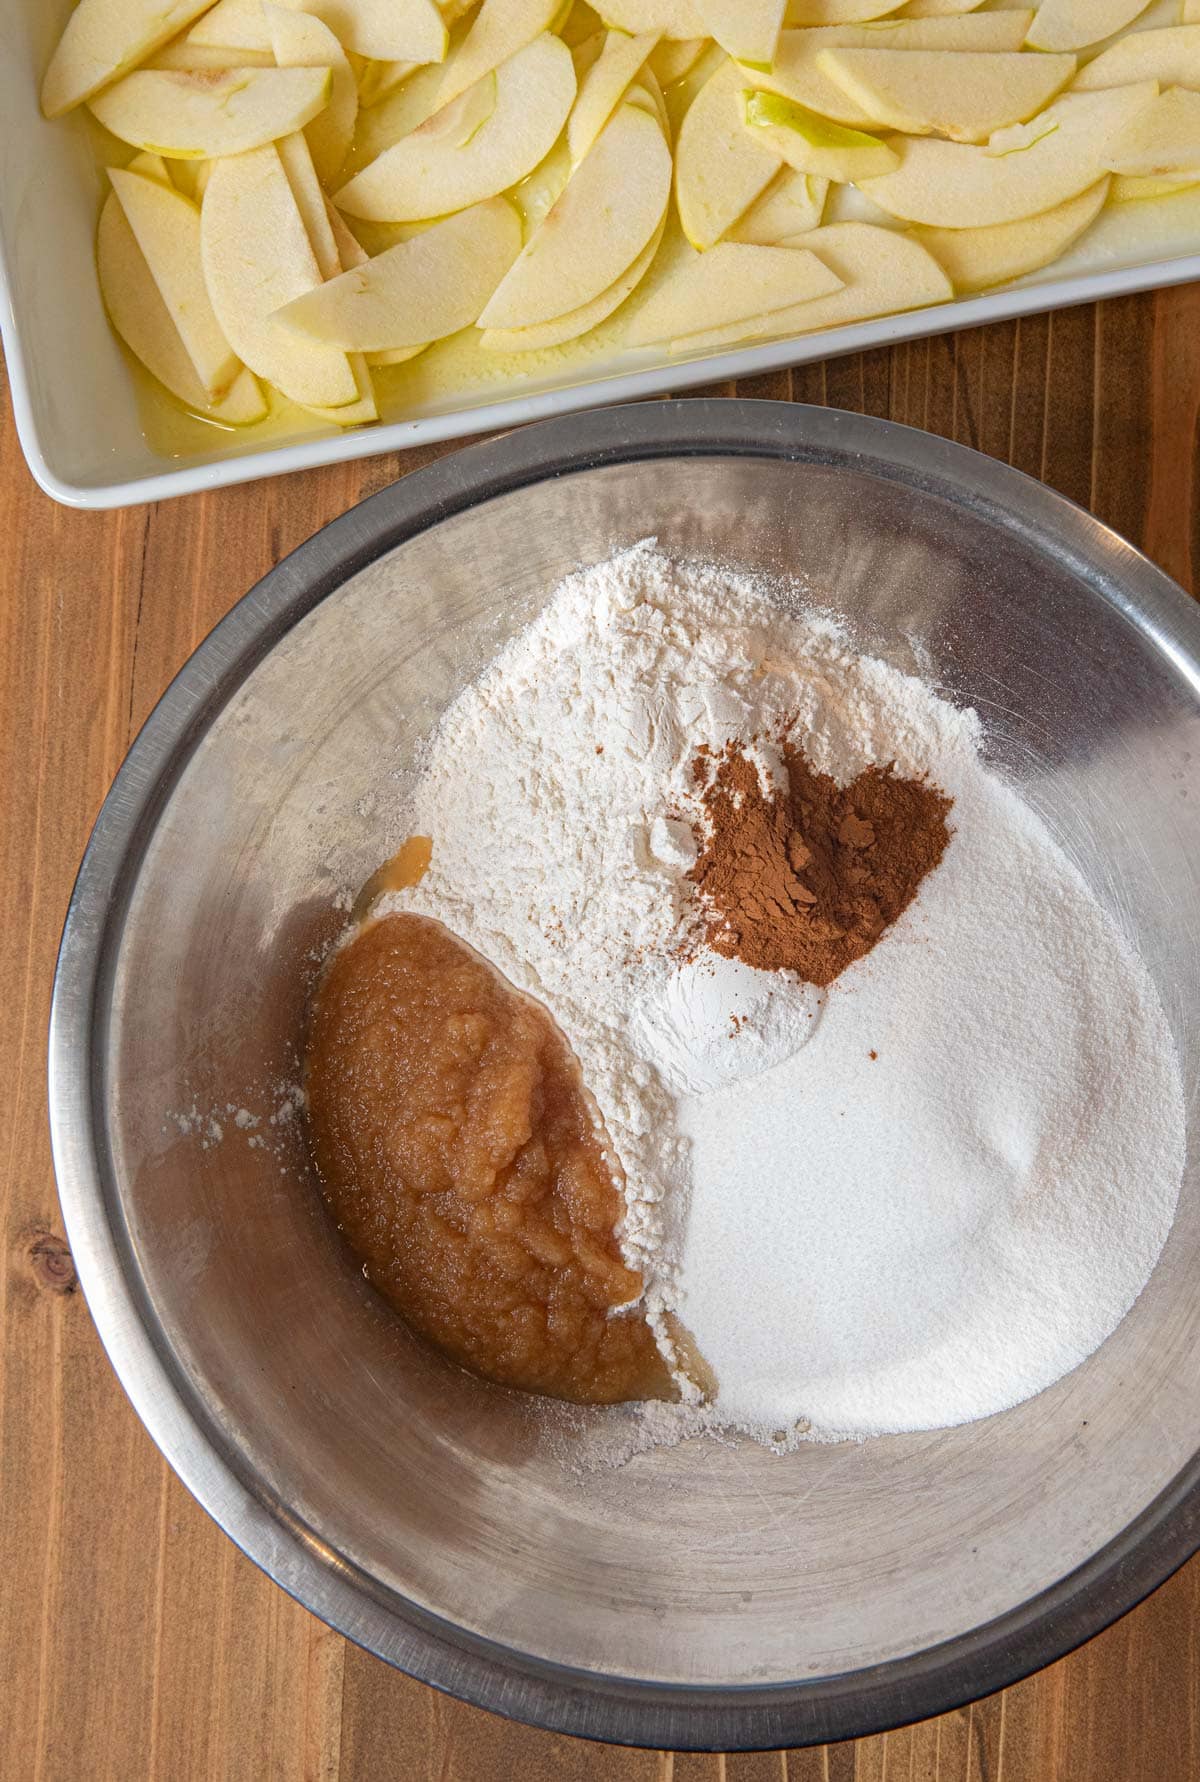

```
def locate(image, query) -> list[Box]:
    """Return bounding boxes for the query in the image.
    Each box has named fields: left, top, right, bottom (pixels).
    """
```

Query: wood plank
left=2, top=279, right=1198, bottom=1781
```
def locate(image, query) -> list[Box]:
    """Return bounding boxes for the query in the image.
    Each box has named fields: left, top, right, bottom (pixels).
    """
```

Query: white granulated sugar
left=380, top=541, right=1184, bottom=1441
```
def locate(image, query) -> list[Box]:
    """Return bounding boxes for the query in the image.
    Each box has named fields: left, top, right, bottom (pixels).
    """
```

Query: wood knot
left=28, top=1231, right=77, bottom=1297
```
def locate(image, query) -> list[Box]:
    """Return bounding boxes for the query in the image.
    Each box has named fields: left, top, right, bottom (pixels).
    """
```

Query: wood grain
left=3, top=285, right=1198, bottom=1782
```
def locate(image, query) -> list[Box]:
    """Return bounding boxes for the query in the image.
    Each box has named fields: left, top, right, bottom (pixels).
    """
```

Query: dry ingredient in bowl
left=309, top=542, right=1184, bottom=1446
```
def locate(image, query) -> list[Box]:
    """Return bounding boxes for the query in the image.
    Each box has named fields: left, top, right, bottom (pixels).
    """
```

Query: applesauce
left=305, top=912, right=674, bottom=1404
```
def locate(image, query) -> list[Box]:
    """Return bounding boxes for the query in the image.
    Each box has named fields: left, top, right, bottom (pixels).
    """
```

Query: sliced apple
left=356, top=58, right=420, bottom=107
left=1028, top=0, right=1153, bottom=53
left=1016, top=180, right=1200, bottom=277
left=184, top=0, right=277, bottom=47
left=742, top=14, right=1034, bottom=127
left=109, top=167, right=241, bottom=398
left=817, top=49, right=1075, bottom=142
left=325, top=0, right=448, bottom=61
left=1072, top=26, right=1200, bottom=92
left=201, top=143, right=359, bottom=404
left=126, top=149, right=173, bottom=182
left=860, top=82, right=1157, bottom=226
left=277, top=196, right=521, bottom=347
left=597, top=1, right=708, bottom=36
left=323, top=199, right=428, bottom=362
left=912, top=177, right=1108, bottom=290
left=149, top=39, right=276, bottom=68
left=335, top=33, right=575, bottom=219
left=42, top=0, right=222, bottom=117
left=478, top=216, right=666, bottom=350
left=275, top=131, right=341, bottom=276
left=727, top=166, right=828, bottom=240
left=742, top=90, right=900, bottom=179
left=675, top=58, right=782, bottom=248
left=568, top=29, right=660, bottom=163
left=436, top=0, right=562, bottom=107
left=266, top=6, right=357, bottom=184
left=97, top=193, right=267, bottom=420
left=348, top=58, right=449, bottom=168
left=783, top=0, right=906, bottom=22
left=626, top=240, right=842, bottom=342
left=698, top=0, right=785, bottom=66
left=325, top=195, right=366, bottom=266
left=893, top=0, right=986, bottom=14
left=187, top=0, right=447, bottom=58
left=89, top=66, right=332, bottom=158
left=663, top=220, right=951, bottom=350
left=627, top=68, right=671, bottom=136
left=647, top=36, right=709, bottom=84
left=480, top=103, right=671, bottom=327
left=1105, top=85, right=1200, bottom=175
left=1112, top=168, right=1200, bottom=199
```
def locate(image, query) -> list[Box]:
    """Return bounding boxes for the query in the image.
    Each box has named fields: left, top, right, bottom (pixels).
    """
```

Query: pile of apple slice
left=41, top=0, right=1200, bottom=434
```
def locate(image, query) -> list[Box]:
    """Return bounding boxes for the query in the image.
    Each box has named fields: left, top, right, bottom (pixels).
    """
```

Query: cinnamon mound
left=689, top=742, right=952, bottom=987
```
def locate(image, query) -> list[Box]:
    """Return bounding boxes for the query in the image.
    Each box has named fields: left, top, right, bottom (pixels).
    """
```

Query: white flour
left=379, top=542, right=1184, bottom=1440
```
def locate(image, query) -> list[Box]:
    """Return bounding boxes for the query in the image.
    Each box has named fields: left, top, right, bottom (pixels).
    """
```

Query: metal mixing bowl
left=49, top=401, right=1200, bottom=1750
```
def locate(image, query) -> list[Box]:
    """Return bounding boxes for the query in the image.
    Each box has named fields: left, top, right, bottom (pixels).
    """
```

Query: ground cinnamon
left=688, top=741, right=952, bottom=987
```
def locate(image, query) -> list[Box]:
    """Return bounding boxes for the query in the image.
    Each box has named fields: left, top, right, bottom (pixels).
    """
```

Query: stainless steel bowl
left=49, top=401, right=1200, bottom=1751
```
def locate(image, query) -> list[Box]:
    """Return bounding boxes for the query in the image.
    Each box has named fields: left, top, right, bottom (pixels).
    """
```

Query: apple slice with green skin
left=109, top=167, right=241, bottom=397
left=597, top=1, right=708, bottom=36
left=727, top=166, right=828, bottom=241
left=625, top=239, right=842, bottom=343
left=97, top=193, right=267, bottom=421
left=568, top=29, right=661, bottom=163
left=742, top=90, right=900, bottom=179
left=436, top=0, right=562, bottom=108
left=675, top=59, right=782, bottom=248
left=1028, top=0, right=1153, bottom=53
left=784, top=0, right=906, bottom=23
left=860, top=82, right=1157, bottom=226
left=478, top=215, right=666, bottom=351
left=662, top=220, right=951, bottom=351
left=817, top=49, right=1076, bottom=142
left=742, top=15, right=1034, bottom=128
left=41, top=0, right=222, bottom=118
left=479, top=102, right=672, bottom=328
left=266, top=6, right=357, bottom=184
left=1072, top=26, right=1200, bottom=93
left=336, top=33, right=574, bottom=219
left=1105, top=86, right=1200, bottom=175
left=647, top=36, right=708, bottom=84
left=89, top=66, right=332, bottom=158
left=201, top=143, right=359, bottom=404
left=1112, top=168, right=1200, bottom=199
left=912, top=176, right=1108, bottom=290
left=276, top=196, right=521, bottom=348
left=698, top=0, right=785, bottom=66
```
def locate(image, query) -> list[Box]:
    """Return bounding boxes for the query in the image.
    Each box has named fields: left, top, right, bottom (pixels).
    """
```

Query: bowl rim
left=48, top=399, right=1200, bottom=1751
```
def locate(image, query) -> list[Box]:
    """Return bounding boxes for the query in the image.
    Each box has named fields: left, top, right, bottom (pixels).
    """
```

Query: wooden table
left=4, top=290, right=1199, bottom=1782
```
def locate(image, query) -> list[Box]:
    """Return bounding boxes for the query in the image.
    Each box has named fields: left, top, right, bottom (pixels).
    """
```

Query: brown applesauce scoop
left=305, top=911, right=675, bottom=1404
